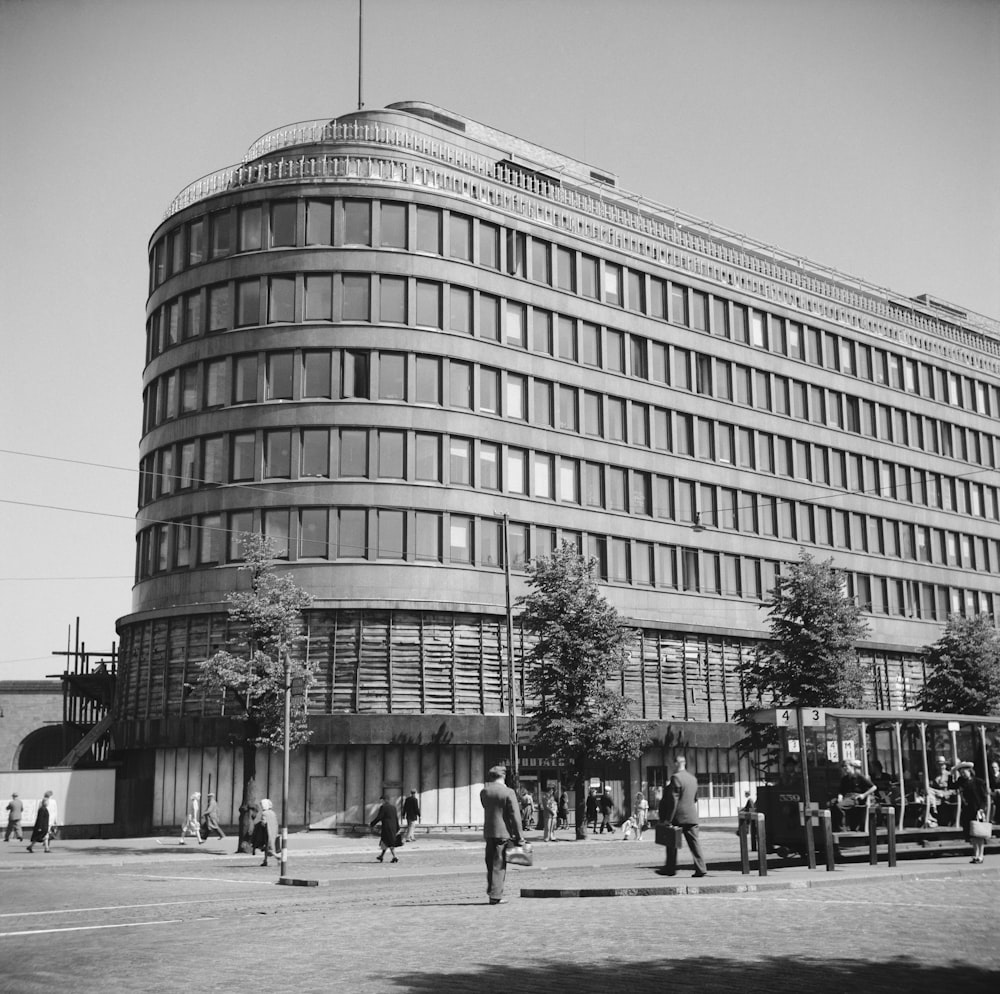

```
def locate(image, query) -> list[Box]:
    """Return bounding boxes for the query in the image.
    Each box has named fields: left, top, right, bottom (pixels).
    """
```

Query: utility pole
left=502, top=514, right=519, bottom=789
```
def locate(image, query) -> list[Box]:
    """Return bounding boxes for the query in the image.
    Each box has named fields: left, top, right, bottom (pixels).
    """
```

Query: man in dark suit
left=658, top=756, right=707, bottom=877
left=480, top=765, right=524, bottom=905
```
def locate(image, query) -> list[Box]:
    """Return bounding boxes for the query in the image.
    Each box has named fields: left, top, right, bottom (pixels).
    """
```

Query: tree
left=199, top=534, right=313, bottom=852
left=919, top=614, right=1000, bottom=716
left=736, top=551, right=870, bottom=770
left=517, top=542, right=648, bottom=839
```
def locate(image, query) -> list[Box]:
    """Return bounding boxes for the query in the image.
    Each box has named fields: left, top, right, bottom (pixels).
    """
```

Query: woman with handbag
left=369, top=795, right=401, bottom=864
left=954, top=762, right=990, bottom=863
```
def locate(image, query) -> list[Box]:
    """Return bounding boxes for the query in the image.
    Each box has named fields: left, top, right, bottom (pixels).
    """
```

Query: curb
left=519, top=862, right=1000, bottom=898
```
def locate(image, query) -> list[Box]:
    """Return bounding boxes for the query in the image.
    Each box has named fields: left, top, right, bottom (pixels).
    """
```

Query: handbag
left=394, top=831, right=404, bottom=847
left=504, top=841, right=533, bottom=866
left=970, top=813, right=992, bottom=840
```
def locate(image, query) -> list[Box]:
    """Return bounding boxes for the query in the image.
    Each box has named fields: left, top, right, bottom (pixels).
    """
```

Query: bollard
left=817, top=809, right=836, bottom=871
left=869, top=807, right=879, bottom=866
left=661, top=825, right=683, bottom=876
left=755, top=813, right=767, bottom=876
left=881, top=806, right=897, bottom=867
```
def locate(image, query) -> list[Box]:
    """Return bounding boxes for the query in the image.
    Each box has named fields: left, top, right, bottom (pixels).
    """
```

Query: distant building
left=0, top=681, right=64, bottom=770
left=115, top=101, right=1000, bottom=831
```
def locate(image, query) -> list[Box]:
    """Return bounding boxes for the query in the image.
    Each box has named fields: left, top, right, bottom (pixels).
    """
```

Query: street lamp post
left=280, top=650, right=291, bottom=880
left=502, top=513, right=519, bottom=789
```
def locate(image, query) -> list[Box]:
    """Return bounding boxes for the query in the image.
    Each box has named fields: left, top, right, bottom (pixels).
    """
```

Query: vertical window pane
left=415, top=206, right=441, bottom=253
left=343, top=200, right=371, bottom=245
left=380, top=203, right=407, bottom=248
left=449, top=286, right=472, bottom=333
left=305, top=201, right=333, bottom=245
left=449, top=214, right=471, bottom=260
left=378, top=430, right=404, bottom=478
left=339, top=429, right=368, bottom=476
left=266, top=353, right=293, bottom=399
left=264, top=430, right=291, bottom=478
left=479, top=368, right=499, bottom=413
left=416, top=281, right=441, bottom=327
left=415, top=512, right=441, bottom=561
left=479, top=222, right=499, bottom=269
left=449, top=360, right=472, bottom=409
left=415, top=433, right=440, bottom=481
left=449, top=516, right=471, bottom=563
left=339, top=509, right=367, bottom=557
left=378, top=510, right=405, bottom=560
left=507, top=448, right=526, bottom=494
left=449, top=437, right=471, bottom=485
left=238, top=205, right=262, bottom=252
left=479, top=294, right=499, bottom=340
left=343, top=274, right=370, bottom=321
left=263, top=509, right=290, bottom=558
left=270, top=202, right=296, bottom=247
left=556, top=247, right=575, bottom=290
left=416, top=357, right=440, bottom=404
left=479, top=442, right=498, bottom=489
left=379, top=353, right=406, bottom=400
left=301, top=429, right=330, bottom=477
left=237, top=280, right=260, bottom=326
left=380, top=276, right=406, bottom=322
left=268, top=276, right=295, bottom=323
left=303, top=351, right=332, bottom=398
left=505, top=301, right=526, bottom=347
left=300, top=509, right=329, bottom=558
left=305, top=275, right=332, bottom=320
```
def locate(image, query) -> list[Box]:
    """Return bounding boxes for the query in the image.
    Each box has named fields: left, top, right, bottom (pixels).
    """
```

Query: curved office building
left=115, top=101, right=1000, bottom=832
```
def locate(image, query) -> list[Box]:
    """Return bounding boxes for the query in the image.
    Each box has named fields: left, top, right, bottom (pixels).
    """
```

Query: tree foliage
left=919, top=614, right=1000, bottom=716
left=517, top=543, right=648, bottom=836
left=736, top=552, right=870, bottom=765
left=199, top=534, right=313, bottom=850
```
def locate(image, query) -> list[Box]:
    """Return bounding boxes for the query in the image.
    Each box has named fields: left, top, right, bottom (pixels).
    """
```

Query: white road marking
left=0, top=919, right=183, bottom=938
left=117, top=873, right=276, bottom=886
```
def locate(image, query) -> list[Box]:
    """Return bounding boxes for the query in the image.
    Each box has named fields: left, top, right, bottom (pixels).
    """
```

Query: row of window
left=149, top=196, right=1000, bottom=417
left=137, top=427, right=1000, bottom=574
left=133, top=507, right=999, bottom=623
left=143, top=337, right=1000, bottom=477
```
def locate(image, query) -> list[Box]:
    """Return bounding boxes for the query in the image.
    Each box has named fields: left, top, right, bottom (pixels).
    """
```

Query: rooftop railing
left=162, top=119, right=1000, bottom=359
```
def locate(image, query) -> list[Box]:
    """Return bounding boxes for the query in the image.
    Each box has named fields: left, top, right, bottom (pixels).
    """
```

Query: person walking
left=557, top=792, right=569, bottom=832
left=480, top=765, right=524, bottom=905
left=370, top=795, right=401, bottom=863
left=402, top=789, right=421, bottom=842
left=5, top=792, right=23, bottom=842
left=633, top=786, right=649, bottom=841
left=42, top=790, right=59, bottom=845
left=26, top=796, right=50, bottom=853
left=585, top=788, right=598, bottom=832
left=658, top=756, right=707, bottom=877
left=179, top=791, right=203, bottom=844
left=202, top=792, right=226, bottom=840
left=598, top=790, right=615, bottom=833
left=258, top=798, right=280, bottom=866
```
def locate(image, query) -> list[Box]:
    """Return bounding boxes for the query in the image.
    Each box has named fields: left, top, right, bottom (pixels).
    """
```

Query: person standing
left=542, top=790, right=558, bottom=841
left=180, top=791, right=203, bottom=844
left=202, top=792, right=226, bottom=840
left=557, top=792, right=569, bottom=832
left=370, top=795, right=400, bottom=863
left=5, top=792, right=23, bottom=842
left=658, top=756, right=707, bottom=877
left=585, top=788, right=598, bottom=832
left=27, top=797, right=50, bottom=853
left=598, top=790, right=615, bottom=833
left=633, top=786, right=649, bottom=841
left=953, top=761, right=990, bottom=864
left=402, top=789, right=421, bottom=842
left=258, top=798, right=280, bottom=866
left=480, top=765, right=524, bottom=905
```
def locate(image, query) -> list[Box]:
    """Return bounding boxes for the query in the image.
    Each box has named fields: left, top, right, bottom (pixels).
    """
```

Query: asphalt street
left=1, top=827, right=997, bottom=993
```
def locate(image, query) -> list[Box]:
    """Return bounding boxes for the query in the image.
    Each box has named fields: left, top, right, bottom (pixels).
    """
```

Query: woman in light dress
left=180, top=791, right=203, bottom=844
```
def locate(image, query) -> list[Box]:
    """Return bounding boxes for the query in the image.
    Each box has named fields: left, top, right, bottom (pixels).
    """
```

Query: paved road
left=1, top=831, right=997, bottom=993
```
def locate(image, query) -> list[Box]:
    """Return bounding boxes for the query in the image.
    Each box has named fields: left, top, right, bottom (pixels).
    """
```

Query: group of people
left=584, top=788, right=618, bottom=834
left=5, top=790, right=58, bottom=852
left=178, top=791, right=228, bottom=846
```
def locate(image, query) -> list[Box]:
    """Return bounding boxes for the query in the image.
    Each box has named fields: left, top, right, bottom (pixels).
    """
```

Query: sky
left=1, top=0, right=998, bottom=682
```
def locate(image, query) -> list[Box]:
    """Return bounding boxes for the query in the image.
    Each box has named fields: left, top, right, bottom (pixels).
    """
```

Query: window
left=266, top=353, right=293, bottom=400
left=608, top=467, right=627, bottom=511
left=379, top=353, right=406, bottom=400
left=343, top=200, right=371, bottom=245
left=199, top=514, right=223, bottom=565
left=415, top=433, right=439, bottom=481
left=532, top=309, right=553, bottom=353
left=379, top=276, right=406, bottom=323
left=338, top=509, right=367, bottom=558
left=627, top=270, right=644, bottom=312
left=415, top=206, right=440, bottom=253
left=531, top=238, right=551, bottom=283
left=205, top=360, right=225, bottom=407
left=303, top=351, right=332, bottom=398
left=202, top=437, right=223, bottom=484
left=264, top=431, right=292, bottom=478
left=585, top=462, right=604, bottom=508
left=415, top=281, right=440, bottom=327
left=305, top=275, right=332, bottom=320
left=342, top=274, right=370, bottom=321
left=210, top=211, right=232, bottom=258
left=184, top=292, right=202, bottom=340
left=584, top=392, right=602, bottom=436
left=449, top=286, right=471, bottom=333
left=300, top=509, right=329, bottom=558
left=380, top=202, right=407, bottom=248
left=231, top=433, right=256, bottom=482
left=559, top=457, right=580, bottom=503
left=270, top=202, right=296, bottom=247
left=533, top=453, right=554, bottom=499
left=342, top=350, right=369, bottom=398
left=479, top=222, right=499, bottom=269
left=604, top=262, right=622, bottom=305
left=263, top=509, right=290, bottom=558
left=534, top=379, right=554, bottom=427
left=606, top=329, right=624, bottom=373
left=233, top=355, right=258, bottom=404
left=479, top=294, right=499, bottom=340
left=631, top=402, right=649, bottom=447
left=339, top=429, right=368, bottom=476
left=479, top=367, right=499, bottom=414
left=306, top=201, right=333, bottom=245
left=691, top=291, right=707, bottom=332
left=505, top=301, right=526, bottom=347
left=377, top=509, right=405, bottom=561
left=180, top=365, right=199, bottom=412
left=507, top=448, right=526, bottom=494
left=481, top=519, right=502, bottom=567
left=377, top=430, right=405, bottom=478
left=581, top=255, right=598, bottom=298
left=607, top=397, right=625, bottom=442
left=582, top=322, right=600, bottom=366
left=559, top=386, right=579, bottom=431
left=556, top=246, right=575, bottom=291
left=449, top=516, right=472, bottom=563
left=479, top=442, right=499, bottom=490
left=236, top=279, right=260, bottom=326
left=415, top=512, right=441, bottom=561
left=449, top=213, right=471, bottom=260
left=449, top=437, right=471, bottom=485
left=301, top=429, right=330, bottom=477
left=449, top=360, right=472, bottom=409
left=558, top=316, right=577, bottom=360
left=238, top=205, right=262, bottom=252
left=415, top=356, right=440, bottom=404
left=630, top=335, right=648, bottom=378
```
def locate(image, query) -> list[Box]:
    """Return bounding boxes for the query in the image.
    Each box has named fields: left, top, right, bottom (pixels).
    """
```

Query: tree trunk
left=573, top=765, right=588, bottom=840
left=236, top=736, right=259, bottom=854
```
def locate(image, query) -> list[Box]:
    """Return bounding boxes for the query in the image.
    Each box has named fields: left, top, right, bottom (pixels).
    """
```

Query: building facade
left=114, top=101, right=1000, bottom=832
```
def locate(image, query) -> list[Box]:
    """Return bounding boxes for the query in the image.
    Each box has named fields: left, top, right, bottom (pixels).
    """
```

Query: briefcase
left=504, top=842, right=533, bottom=866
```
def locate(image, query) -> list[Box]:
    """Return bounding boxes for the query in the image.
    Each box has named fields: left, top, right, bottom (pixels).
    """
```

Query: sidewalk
left=3, top=823, right=996, bottom=898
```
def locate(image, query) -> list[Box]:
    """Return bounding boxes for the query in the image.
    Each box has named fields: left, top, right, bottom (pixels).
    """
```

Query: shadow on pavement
left=386, top=955, right=998, bottom=994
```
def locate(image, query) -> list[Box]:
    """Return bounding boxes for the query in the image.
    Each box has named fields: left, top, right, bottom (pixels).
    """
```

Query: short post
left=755, top=813, right=767, bottom=875
left=817, top=809, right=836, bottom=871
left=868, top=807, right=879, bottom=866
left=881, top=806, right=897, bottom=867
left=738, top=811, right=751, bottom=875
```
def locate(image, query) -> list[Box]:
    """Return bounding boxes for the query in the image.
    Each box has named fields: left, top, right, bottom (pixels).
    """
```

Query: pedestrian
left=258, top=798, right=280, bottom=865
left=5, top=792, right=23, bottom=842
left=599, top=790, right=615, bottom=833
left=557, top=791, right=569, bottom=831
left=542, top=789, right=558, bottom=841
left=658, top=756, right=707, bottom=877
left=480, top=765, right=524, bottom=905
left=179, top=791, right=203, bottom=844
left=831, top=759, right=876, bottom=832
left=202, top=791, right=226, bottom=840
left=518, top=786, right=535, bottom=831
left=634, top=785, right=649, bottom=841
left=43, top=790, right=59, bottom=843
left=585, top=788, right=598, bottom=832
left=27, top=796, right=50, bottom=853
left=370, top=795, right=401, bottom=863
left=953, top=761, right=990, bottom=864
left=402, top=789, right=421, bottom=842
